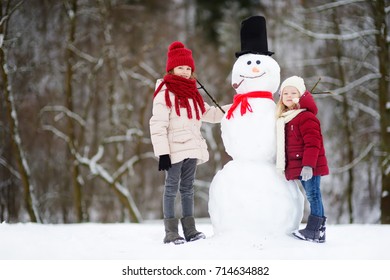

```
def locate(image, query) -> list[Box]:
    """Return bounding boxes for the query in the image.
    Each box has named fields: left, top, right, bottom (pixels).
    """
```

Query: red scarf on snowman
left=226, top=91, right=273, bottom=119
left=153, top=74, right=206, bottom=120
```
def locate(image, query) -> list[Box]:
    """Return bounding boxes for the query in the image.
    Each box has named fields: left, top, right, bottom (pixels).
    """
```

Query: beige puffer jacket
left=150, top=79, right=230, bottom=165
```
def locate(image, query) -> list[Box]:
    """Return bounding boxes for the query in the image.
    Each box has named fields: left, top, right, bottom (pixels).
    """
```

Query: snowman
left=208, top=16, right=304, bottom=237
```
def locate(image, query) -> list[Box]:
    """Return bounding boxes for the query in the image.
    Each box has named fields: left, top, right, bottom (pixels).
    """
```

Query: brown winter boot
left=163, top=218, right=185, bottom=245
left=181, top=216, right=206, bottom=242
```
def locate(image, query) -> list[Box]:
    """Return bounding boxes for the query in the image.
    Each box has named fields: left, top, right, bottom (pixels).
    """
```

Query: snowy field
left=1, top=220, right=390, bottom=260
left=0, top=221, right=389, bottom=279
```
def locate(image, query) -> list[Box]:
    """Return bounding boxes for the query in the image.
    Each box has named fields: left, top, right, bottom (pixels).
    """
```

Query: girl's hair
left=275, top=98, right=286, bottom=118
left=275, top=95, right=300, bottom=118
left=167, top=69, right=197, bottom=80
left=166, top=69, right=196, bottom=80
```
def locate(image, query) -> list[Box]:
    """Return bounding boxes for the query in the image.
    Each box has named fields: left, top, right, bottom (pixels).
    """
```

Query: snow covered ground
left=1, top=220, right=390, bottom=260
left=0, top=221, right=389, bottom=279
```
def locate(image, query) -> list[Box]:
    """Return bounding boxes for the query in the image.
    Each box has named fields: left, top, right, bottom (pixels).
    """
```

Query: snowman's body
left=209, top=53, right=304, bottom=237
left=221, top=98, right=276, bottom=162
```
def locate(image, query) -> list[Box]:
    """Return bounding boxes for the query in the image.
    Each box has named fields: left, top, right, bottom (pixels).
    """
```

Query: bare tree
left=0, top=0, right=40, bottom=223
left=329, top=8, right=356, bottom=223
left=40, top=1, right=146, bottom=222
left=370, top=0, right=390, bottom=224
left=62, top=0, right=85, bottom=222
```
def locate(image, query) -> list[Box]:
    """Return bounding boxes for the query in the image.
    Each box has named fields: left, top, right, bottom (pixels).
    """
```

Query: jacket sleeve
left=201, top=103, right=231, bottom=123
left=149, top=90, right=171, bottom=157
left=299, top=113, right=322, bottom=168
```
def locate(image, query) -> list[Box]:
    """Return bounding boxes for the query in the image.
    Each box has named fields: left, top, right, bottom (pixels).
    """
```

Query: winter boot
left=292, top=214, right=325, bottom=243
left=318, top=216, right=327, bottom=243
left=163, top=218, right=185, bottom=245
left=181, top=216, right=206, bottom=242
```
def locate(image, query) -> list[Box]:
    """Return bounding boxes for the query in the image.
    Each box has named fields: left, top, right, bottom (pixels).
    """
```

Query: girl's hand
left=300, top=166, right=313, bottom=181
left=158, top=154, right=172, bottom=171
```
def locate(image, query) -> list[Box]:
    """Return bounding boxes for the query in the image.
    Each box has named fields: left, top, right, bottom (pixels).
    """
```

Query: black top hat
left=235, top=16, right=274, bottom=58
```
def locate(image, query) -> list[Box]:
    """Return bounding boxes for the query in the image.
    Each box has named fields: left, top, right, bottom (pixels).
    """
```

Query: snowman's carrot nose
left=252, top=67, right=260, bottom=73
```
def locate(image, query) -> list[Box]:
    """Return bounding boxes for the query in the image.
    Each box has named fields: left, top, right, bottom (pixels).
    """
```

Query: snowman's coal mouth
left=239, top=72, right=265, bottom=79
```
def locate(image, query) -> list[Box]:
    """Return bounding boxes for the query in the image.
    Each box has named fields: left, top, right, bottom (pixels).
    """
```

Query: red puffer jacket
left=284, top=91, right=329, bottom=180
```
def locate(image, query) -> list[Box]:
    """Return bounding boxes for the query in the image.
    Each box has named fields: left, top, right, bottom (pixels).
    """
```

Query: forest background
left=1, top=0, right=389, bottom=226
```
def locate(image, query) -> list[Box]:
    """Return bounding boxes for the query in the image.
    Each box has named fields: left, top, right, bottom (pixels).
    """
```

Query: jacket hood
left=155, top=78, right=164, bottom=90
left=298, top=91, right=318, bottom=115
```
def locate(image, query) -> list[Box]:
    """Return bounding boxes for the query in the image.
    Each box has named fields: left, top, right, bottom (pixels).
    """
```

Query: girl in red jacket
left=276, top=76, right=329, bottom=243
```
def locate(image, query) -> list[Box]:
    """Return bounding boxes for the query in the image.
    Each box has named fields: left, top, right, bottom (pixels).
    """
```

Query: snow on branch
left=42, top=125, right=70, bottom=143
left=43, top=124, right=150, bottom=182
left=0, top=16, right=8, bottom=29
left=76, top=145, right=153, bottom=210
left=90, top=145, right=104, bottom=167
left=331, top=94, right=380, bottom=119
left=331, top=142, right=375, bottom=174
left=112, top=151, right=155, bottom=181
left=284, top=20, right=378, bottom=40
left=117, top=63, right=129, bottom=83
left=327, top=73, right=381, bottom=119
left=102, top=128, right=143, bottom=144
left=42, top=125, right=144, bottom=221
left=0, top=1, right=24, bottom=29
left=64, top=1, right=75, bottom=19
left=139, top=62, right=160, bottom=79
left=40, top=105, right=86, bottom=127
left=75, top=146, right=117, bottom=184
left=128, top=70, right=155, bottom=87
left=332, top=73, right=381, bottom=95
left=0, top=157, right=21, bottom=180
left=67, top=43, right=100, bottom=64
left=305, top=0, right=366, bottom=13
left=74, top=147, right=143, bottom=222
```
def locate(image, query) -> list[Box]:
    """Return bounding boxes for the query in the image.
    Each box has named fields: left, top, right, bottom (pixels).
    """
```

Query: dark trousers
left=163, top=158, right=197, bottom=219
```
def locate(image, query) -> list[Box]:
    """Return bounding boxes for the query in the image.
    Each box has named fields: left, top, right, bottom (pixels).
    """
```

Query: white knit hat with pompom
left=280, top=76, right=306, bottom=96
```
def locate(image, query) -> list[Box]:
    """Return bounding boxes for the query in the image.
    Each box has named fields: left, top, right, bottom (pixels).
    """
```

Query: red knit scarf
left=226, top=91, right=273, bottom=119
left=153, top=74, right=206, bottom=120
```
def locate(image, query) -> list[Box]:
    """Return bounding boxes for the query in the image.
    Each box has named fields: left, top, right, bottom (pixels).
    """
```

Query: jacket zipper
left=291, top=124, right=299, bottom=140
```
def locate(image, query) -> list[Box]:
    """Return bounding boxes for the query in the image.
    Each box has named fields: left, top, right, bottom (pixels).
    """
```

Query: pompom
left=169, top=41, right=185, bottom=51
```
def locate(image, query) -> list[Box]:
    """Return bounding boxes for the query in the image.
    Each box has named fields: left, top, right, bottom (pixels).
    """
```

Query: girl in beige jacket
left=150, top=41, right=230, bottom=245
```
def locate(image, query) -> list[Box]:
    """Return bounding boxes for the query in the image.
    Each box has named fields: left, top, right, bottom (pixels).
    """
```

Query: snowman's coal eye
left=256, top=60, right=261, bottom=65
left=247, top=61, right=251, bottom=65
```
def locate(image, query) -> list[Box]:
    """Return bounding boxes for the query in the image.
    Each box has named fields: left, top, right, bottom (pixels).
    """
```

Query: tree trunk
left=333, top=11, right=355, bottom=223
left=64, top=0, right=84, bottom=222
left=0, top=0, right=40, bottom=223
left=370, top=0, right=390, bottom=224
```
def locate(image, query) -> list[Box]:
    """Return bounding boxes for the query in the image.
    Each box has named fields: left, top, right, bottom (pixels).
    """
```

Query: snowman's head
left=231, top=53, right=280, bottom=95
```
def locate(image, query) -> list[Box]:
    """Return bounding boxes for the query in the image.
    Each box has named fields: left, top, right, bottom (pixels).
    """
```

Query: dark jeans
left=163, top=158, right=197, bottom=219
left=300, top=175, right=325, bottom=217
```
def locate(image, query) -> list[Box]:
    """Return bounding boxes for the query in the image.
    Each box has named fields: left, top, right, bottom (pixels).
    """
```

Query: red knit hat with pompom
left=166, top=41, right=195, bottom=72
